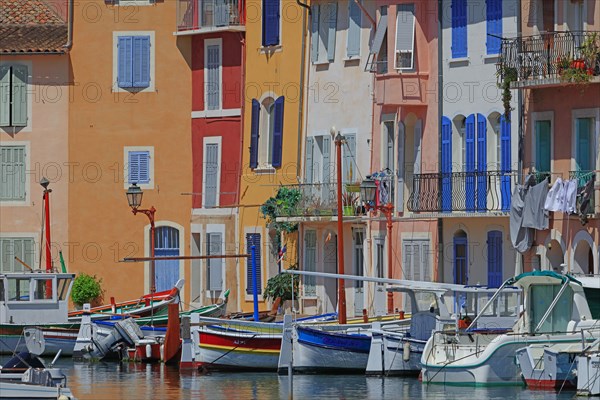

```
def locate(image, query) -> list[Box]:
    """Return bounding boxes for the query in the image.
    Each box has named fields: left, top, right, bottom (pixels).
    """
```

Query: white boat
left=366, top=284, right=520, bottom=376
left=577, top=337, right=600, bottom=396
left=516, top=342, right=581, bottom=390
left=421, top=271, right=600, bottom=386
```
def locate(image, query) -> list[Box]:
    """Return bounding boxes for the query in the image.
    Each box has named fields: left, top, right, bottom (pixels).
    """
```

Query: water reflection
left=17, top=358, right=578, bottom=400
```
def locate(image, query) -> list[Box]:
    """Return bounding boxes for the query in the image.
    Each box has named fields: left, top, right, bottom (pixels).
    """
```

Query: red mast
left=41, top=178, right=52, bottom=272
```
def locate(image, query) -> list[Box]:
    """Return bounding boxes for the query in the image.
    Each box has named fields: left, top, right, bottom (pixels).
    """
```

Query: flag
left=277, top=245, right=287, bottom=263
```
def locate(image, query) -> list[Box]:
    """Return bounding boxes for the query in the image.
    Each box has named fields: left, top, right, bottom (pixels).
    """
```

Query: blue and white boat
left=421, top=271, right=600, bottom=386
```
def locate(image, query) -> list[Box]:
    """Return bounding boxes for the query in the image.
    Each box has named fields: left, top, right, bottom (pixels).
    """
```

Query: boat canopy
left=506, top=270, right=582, bottom=288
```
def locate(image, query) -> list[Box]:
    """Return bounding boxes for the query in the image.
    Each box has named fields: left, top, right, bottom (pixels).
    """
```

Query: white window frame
left=394, top=3, right=415, bottom=70
left=571, top=108, right=600, bottom=172
left=205, top=224, right=225, bottom=295
left=531, top=111, right=554, bottom=173
left=257, top=93, right=276, bottom=169
left=0, top=141, right=30, bottom=206
left=0, top=61, right=32, bottom=133
left=112, top=31, right=156, bottom=93
left=202, top=136, right=222, bottom=208
left=123, top=146, right=154, bottom=190
left=0, top=233, right=37, bottom=273
left=204, top=38, right=223, bottom=112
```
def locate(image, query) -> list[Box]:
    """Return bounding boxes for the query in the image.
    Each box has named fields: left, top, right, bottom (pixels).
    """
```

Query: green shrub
left=263, top=264, right=299, bottom=302
left=71, top=273, right=104, bottom=306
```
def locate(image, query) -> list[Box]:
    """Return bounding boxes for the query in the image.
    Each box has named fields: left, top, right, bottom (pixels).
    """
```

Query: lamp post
left=332, top=127, right=347, bottom=325
left=360, top=177, right=395, bottom=315
left=126, top=183, right=157, bottom=295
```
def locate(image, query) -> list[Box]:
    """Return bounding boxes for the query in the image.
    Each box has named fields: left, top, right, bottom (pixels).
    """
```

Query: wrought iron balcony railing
left=177, top=0, right=244, bottom=32
left=272, top=183, right=365, bottom=219
left=570, top=170, right=596, bottom=215
left=499, top=31, right=600, bottom=87
left=407, top=170, right=517, bottom=213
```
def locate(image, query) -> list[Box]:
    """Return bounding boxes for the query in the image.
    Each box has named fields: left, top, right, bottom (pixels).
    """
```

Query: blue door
left=500, top=115, right=511, bottom=212
left=453, top=235, right=468, bottom=285
left=441, top=116, right=452, bottom=212
left=465, top=114, right=476, bottom=212
left=487, top=231, right=503, bottom=288
left=154, top=226, right=180, bottom=292
left=476, top=113, right=487, bottom=212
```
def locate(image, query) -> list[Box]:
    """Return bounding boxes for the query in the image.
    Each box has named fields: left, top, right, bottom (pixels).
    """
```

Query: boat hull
left=198, top=329, right=281, bottom=371
left=292, top=326, right=371, bottom=374
left=0, top=326, right=78, bottom=356
left=367, top=333, right=423, bottom=376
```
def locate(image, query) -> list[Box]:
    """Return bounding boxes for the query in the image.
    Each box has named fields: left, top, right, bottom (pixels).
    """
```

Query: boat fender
left=403, top=341, right=410, bottom=362
left=145, top=344, right=152, bottom=359
left=160, top=344, right=165, bottom=362
left=58, top=396, right=70, bottom=400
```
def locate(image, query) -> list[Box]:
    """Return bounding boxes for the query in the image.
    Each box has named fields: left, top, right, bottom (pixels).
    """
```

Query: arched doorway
left=454, top=230, right=468, bottom=285
left=573, top=240, right=593, bottom=275
left=154, top=226, right=180, bottom=292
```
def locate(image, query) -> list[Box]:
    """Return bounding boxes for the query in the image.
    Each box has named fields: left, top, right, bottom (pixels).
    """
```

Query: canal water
left=36, top=359, right=578, bottom=400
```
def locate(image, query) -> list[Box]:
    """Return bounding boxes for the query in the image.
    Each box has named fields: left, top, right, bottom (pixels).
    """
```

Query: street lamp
left=126, top=183, right=157, bottom=295
left=360, top=177, right=395, bottom=315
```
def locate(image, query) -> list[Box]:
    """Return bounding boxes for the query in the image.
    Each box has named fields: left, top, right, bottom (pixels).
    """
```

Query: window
left=535, top=120, right=551, bottom=172
left=124, top=147, right=154, bottom=189
left=305, top=135, right=332, bottom=200
left=311, top=2, right=338, bottom=63
left=486, top=0, right=502, bottom=55
left=0, top=65, right=28, bottom=127
left=262, top=0, right=280, bottom=47
left=0, top=237, right=34, bottom=273
left=246, top=233, right=262, bottom=294
left=304, top=230, right=317, bottom=296
left=383, top=121, right=395, bottom=171
left=207, top=232, right=223, bottom=291
left=113, top=32, right=154, bottom=91
left=575, top=118, right=594, bottom=172
left=205, top=39, right=222, bottom=111
left=154, top=226, right=180, bottom=292
left=0, top=146, right=26, bottom=202
left=249, top=96, right=285, bottom=169
left=342, top=134, right=356, bottom=183
left=352, top=229, right=364, bottom=288
left=347, top=0, right=361, bottom=58
left=451, top=0, right=467, bottom=58
left=368, top=7, right=388, bottom=73
left=402, top=239, right=431, bottom=281
left=395, top=3, right=415, bottom=69
left=203, top=138, right=221, bottom=208
left=375, top=239, right=384, bottom=284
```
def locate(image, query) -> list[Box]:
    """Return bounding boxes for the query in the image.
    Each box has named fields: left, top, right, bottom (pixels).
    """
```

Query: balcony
left=407, top=171, right=516, bottom=214
left=176, top=0, right=245, bottom=35
left=499, top=31, right=600, bottom=89
left=272, top=183, right=365, bottom=221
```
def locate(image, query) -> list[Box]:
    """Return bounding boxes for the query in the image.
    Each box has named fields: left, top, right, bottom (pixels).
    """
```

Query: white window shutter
left=327, top=2, right=337, bottom=61
left=347, top=0, right=361, bottom=58
left=395, top=4, right=415, bottom=69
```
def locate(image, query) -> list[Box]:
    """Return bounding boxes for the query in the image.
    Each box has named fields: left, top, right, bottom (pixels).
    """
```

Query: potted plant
left=71, top=273, right=104, bottom=308
left=342, top=192, right=358, bottom=216
left=580, top=32, right=600, bottom=76
left=496, top=64, right=517, bottom=120
left=264, top=264, right=300, bottom=313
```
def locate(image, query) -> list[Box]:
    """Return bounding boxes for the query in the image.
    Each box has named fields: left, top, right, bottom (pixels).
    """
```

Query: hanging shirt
left=544, top=177, right=564, bottom=212
left=522, top=178, right=549, bottom=230
left=563, top=179, right=577, bottom=214
left=510, top=185, right=533, bottom=253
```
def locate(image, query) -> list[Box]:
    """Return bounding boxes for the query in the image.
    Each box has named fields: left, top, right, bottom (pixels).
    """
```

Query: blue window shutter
left=133, top=36, right=150, bottom=88
left=128, top=151, right=150, bottom=184
left=486, top=0, right=502, bottom=55
left=500, top=115, right=511, bottom=211
left=451, top=0, right=467, bottom=58
left=118, top=36, right=133, bottom=88
left=305, top=137, right=314, bottom=184
left=476, top=113, right=487, bottom=212
left=347, top=0, right=361, bottom=57
left=249, top=99, right=260, bottom=168
left=138, top=152, right=150, bottom=184
left=441, top=117, right=452, bottom=212
left=0, top=66, right=10, bottom=127
left=11, top=65, right=28, bottom=127
left=487, top=231, right=502, bottom=288
left=262, top=0, right=280, bottom=46
left=271, top=96, right=285, bottom=168
left=465, top=114, right=475, bottom=211
left=128, top=151, right=139, bottom=184
left=311, top=5, right=320, bottom=62
left=327, top=3, right=337, bottom=62
left=246, top=233, right=262, bottom=294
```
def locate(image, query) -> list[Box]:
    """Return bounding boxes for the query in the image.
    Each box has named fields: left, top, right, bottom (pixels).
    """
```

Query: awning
left=369, top=14, right=388, bottom=55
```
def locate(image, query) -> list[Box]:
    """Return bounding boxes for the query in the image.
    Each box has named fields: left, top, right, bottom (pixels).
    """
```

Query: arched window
left=154, top=226, right=180, bottom=292
left=259, top=97, right=275, bottom=167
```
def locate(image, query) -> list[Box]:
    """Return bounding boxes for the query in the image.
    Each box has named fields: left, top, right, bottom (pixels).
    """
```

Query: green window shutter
left=0, top=237, right=33, bottom=273
left=11, top=65, right=28, bottom=127
left=0, top=66, right=10, bottom=127
left=535, top=120, right=551, bottom=172
left=576, top=118, right=592, bottom=171
left=327, top=2, right=337, bottom=62
left=0, top=146, right=26, bottom=201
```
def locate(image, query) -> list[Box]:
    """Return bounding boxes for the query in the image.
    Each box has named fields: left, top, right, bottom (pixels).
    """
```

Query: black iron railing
left=177, top=0, right=244, bottom=31
left=407, top=171, right=516, bottom=213
left=499, top=31, right=600, bottom=85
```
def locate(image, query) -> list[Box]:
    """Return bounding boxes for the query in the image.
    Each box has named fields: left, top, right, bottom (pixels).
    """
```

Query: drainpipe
left=354, top=0, right=375, bottom=27
left=296, top=0, right=309, bottom=178
left=516, top=0, right=525, bottom=274
left=237, top=31, right=246, bottom=314
left=63, top=0, right=74, bottom=50
left=437, top=0, right=444, bottom=283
